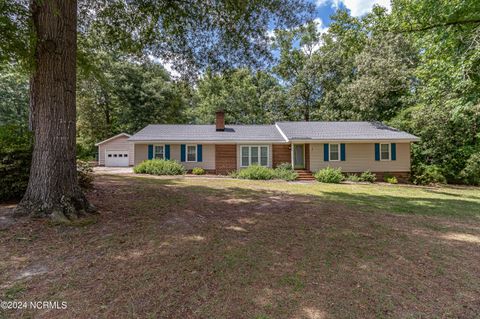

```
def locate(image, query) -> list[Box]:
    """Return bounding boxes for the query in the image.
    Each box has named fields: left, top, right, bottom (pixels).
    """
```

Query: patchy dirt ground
left=1, top=175, right=479, bottom=318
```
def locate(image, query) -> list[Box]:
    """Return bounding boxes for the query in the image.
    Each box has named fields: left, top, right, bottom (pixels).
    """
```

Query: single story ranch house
left=96, top=111, right=419, bottom=180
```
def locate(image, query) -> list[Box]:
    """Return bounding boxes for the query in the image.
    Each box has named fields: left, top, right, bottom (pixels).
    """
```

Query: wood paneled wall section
left=272, top=144, right=291, bottom=168
left=215, top=144, right=237, bottom=174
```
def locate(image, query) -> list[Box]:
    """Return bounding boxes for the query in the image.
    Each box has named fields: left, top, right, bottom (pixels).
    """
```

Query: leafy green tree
left=273, top=20, right=324, bottom=121
left=314, top=8, right=416, bottom=121
left=190, top=68, right=287, bottom=124
left=77, top=54, right=192, bottom=157
left=388, top=0, right=480, bottom=183
left=1, top=0, right=313, bottom=220
left=114, top=62, right=186, bottom=132
left=0, top=65, right=29, bottom=126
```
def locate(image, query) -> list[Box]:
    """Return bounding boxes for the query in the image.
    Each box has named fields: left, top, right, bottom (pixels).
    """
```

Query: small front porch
left=291, top=143, right=315, bottom=180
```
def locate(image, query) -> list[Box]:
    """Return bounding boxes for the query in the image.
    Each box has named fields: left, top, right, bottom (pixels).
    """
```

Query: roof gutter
left=127, top=140, right=287, bottom=144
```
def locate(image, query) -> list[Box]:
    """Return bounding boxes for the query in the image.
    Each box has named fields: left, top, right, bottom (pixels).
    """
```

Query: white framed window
left=187, top=144, right=197, bottom=162
left=240, top=146, right=269, bottom=167
left=329, top=143, right=340, bottom=161
left=241, top=146, right=249, bottom=167
left=380, top=143, right=390, bottom=161
left=260, top=146, right=268, bottom=166
left=154, top=145, right=164, bottom=159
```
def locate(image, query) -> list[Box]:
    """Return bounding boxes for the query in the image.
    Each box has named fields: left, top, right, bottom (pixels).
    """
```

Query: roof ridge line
left=275, top=123, right=289, bottom=142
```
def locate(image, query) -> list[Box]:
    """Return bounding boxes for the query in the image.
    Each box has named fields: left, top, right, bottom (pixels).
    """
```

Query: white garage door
left=105, top=150, right=129, bottom=167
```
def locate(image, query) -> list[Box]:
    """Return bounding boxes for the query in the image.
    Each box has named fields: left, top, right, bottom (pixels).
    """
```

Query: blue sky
left=159, top=0, right=391, bottom=77
left=314, top=0, right=390, bottom=22
left=312, top=0, right=390, bottom=31
left=266, top=0, right=391, bottom=58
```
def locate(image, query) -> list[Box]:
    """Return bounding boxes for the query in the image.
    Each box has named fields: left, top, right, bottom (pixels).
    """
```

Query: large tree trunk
left=15, top=0, right=95, bottom=221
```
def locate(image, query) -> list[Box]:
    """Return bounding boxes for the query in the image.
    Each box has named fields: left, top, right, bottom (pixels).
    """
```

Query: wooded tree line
left=1, top=0, right=479, bottom=185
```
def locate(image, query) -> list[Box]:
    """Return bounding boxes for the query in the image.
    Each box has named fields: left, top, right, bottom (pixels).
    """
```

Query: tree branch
left=388, top=18, right=480, bottom=33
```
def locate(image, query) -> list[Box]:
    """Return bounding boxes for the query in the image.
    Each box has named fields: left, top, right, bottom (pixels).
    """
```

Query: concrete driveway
left=93, top=167, right=134, bottom=174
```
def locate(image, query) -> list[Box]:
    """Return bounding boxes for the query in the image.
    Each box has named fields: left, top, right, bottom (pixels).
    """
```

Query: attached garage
left=95, top=133, right=134, bottom=167
left=105, top=150, right=129, bottom=167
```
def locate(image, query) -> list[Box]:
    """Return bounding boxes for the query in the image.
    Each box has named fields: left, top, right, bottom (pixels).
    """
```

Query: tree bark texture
left=16, top=0, right=94, bottom=220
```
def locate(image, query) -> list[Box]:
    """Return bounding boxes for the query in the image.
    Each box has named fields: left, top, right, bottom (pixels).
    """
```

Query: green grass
left=3, top=174, right=479, bottom=318
left=279, top=273, right=305, bottom=291
left=125, top=175, right=480, bottom=219
left=4, top=283, right=26, bottom=300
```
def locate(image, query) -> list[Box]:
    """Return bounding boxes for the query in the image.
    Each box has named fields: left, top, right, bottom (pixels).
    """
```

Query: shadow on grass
left=318, top=191, right=480, bottom=219
left=3, top=174, right=480, bottom=319
left=422, top=189, right=480, bottom=201
left=104, top=174, right=480, bottom=220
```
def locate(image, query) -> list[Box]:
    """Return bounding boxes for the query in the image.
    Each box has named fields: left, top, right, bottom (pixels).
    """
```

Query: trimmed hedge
left=134, top=159, right=186, bottom=175
left=383, top=174, right=398, bottom=184
left=346, top=174, right=361, bottom=182
left=314, top=167, right=344, bottom=183
left=192, top=167, right=206, bottom=175
left=359, top=170, right=377, bottom=183
left=273, top=162, right=298, bottom=181
left=236, top=165, right=275, bottom=180
left=231, top=163, right=298, bottom=181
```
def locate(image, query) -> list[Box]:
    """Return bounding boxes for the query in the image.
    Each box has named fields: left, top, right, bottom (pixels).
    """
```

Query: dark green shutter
left=180, top=144, right=186, bottom=162
left=148, top=145, right=153, bottom=160
left=391, top=143, right=396, bottom=161
left=165, top=144, right=170, bottom=160
left=197, top=144, right=202, bottom=162
left=323, top=144, right=329, bottom=161
left=340, top=143, right=346, bottom=161
left=374, top=143, right=380, bottom=161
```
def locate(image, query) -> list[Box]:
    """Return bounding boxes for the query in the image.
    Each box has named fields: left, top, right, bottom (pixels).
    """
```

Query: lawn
left=1, top=174, right=479, bottom=318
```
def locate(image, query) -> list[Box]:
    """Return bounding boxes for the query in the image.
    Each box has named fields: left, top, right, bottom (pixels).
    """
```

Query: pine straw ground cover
left=1, top=174, right=479, bottom=318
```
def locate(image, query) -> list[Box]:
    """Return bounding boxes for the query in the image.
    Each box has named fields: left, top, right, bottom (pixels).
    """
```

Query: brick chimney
left=215, top=110, right=225, bottom=131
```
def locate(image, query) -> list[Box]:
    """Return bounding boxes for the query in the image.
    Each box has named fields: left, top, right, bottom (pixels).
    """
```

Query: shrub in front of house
left=383, top=174, right=398, bottom=184
left=346, top=174, right=361, bottom=182
left=232, top=163, right=298, bottom=181
left=228, top=170, right=239, bottom=178
left=273, top=163, right=298, bottom=181
left=236, top=165, right=275, bottom=180
left=359, top=170, right=377, bottom=183
left=314, top=167, right=344, bottom=183
left=192, top=167, right=206, bottom=175
left=276, top=162, right=293, bottom=170
left=134, top=159, right=186, bottom=175
left=411, top=164, right=446, bottom=185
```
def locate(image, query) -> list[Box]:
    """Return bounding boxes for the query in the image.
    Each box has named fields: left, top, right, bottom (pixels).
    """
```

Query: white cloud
left=148, top=55, right=181, bottom=78
left=317, top=0, right=391, bottom=17
left=312, top=18, right=329, bottom=35
left=301, top=18, right=328, bottom=54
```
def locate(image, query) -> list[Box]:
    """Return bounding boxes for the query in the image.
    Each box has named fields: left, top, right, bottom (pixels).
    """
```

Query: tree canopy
left=1, top=0, right=479, bottom=190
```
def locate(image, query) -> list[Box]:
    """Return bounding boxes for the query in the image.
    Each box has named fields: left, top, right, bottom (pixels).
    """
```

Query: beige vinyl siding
left=98, top=136, right=135, bottom=166
left=309, top=142, right=411, bottom=172
left=134, top=144, right=215, bottom=169
left=134, top=144, right=149, bottom=165
left=170, top=144, right=215, bottom=170
left=236, top=144, right=273, bottom=169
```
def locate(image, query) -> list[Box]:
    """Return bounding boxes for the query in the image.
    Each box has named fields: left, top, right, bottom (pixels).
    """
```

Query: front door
left=293, top=144, right=305, bottom=169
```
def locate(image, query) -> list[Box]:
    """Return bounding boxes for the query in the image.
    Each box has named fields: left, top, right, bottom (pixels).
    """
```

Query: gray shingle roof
left=128, top=122, right=419, bottom=142
left=275, top=121, right=419, bottom=141
left=128, top=124, right=285, bottom=142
